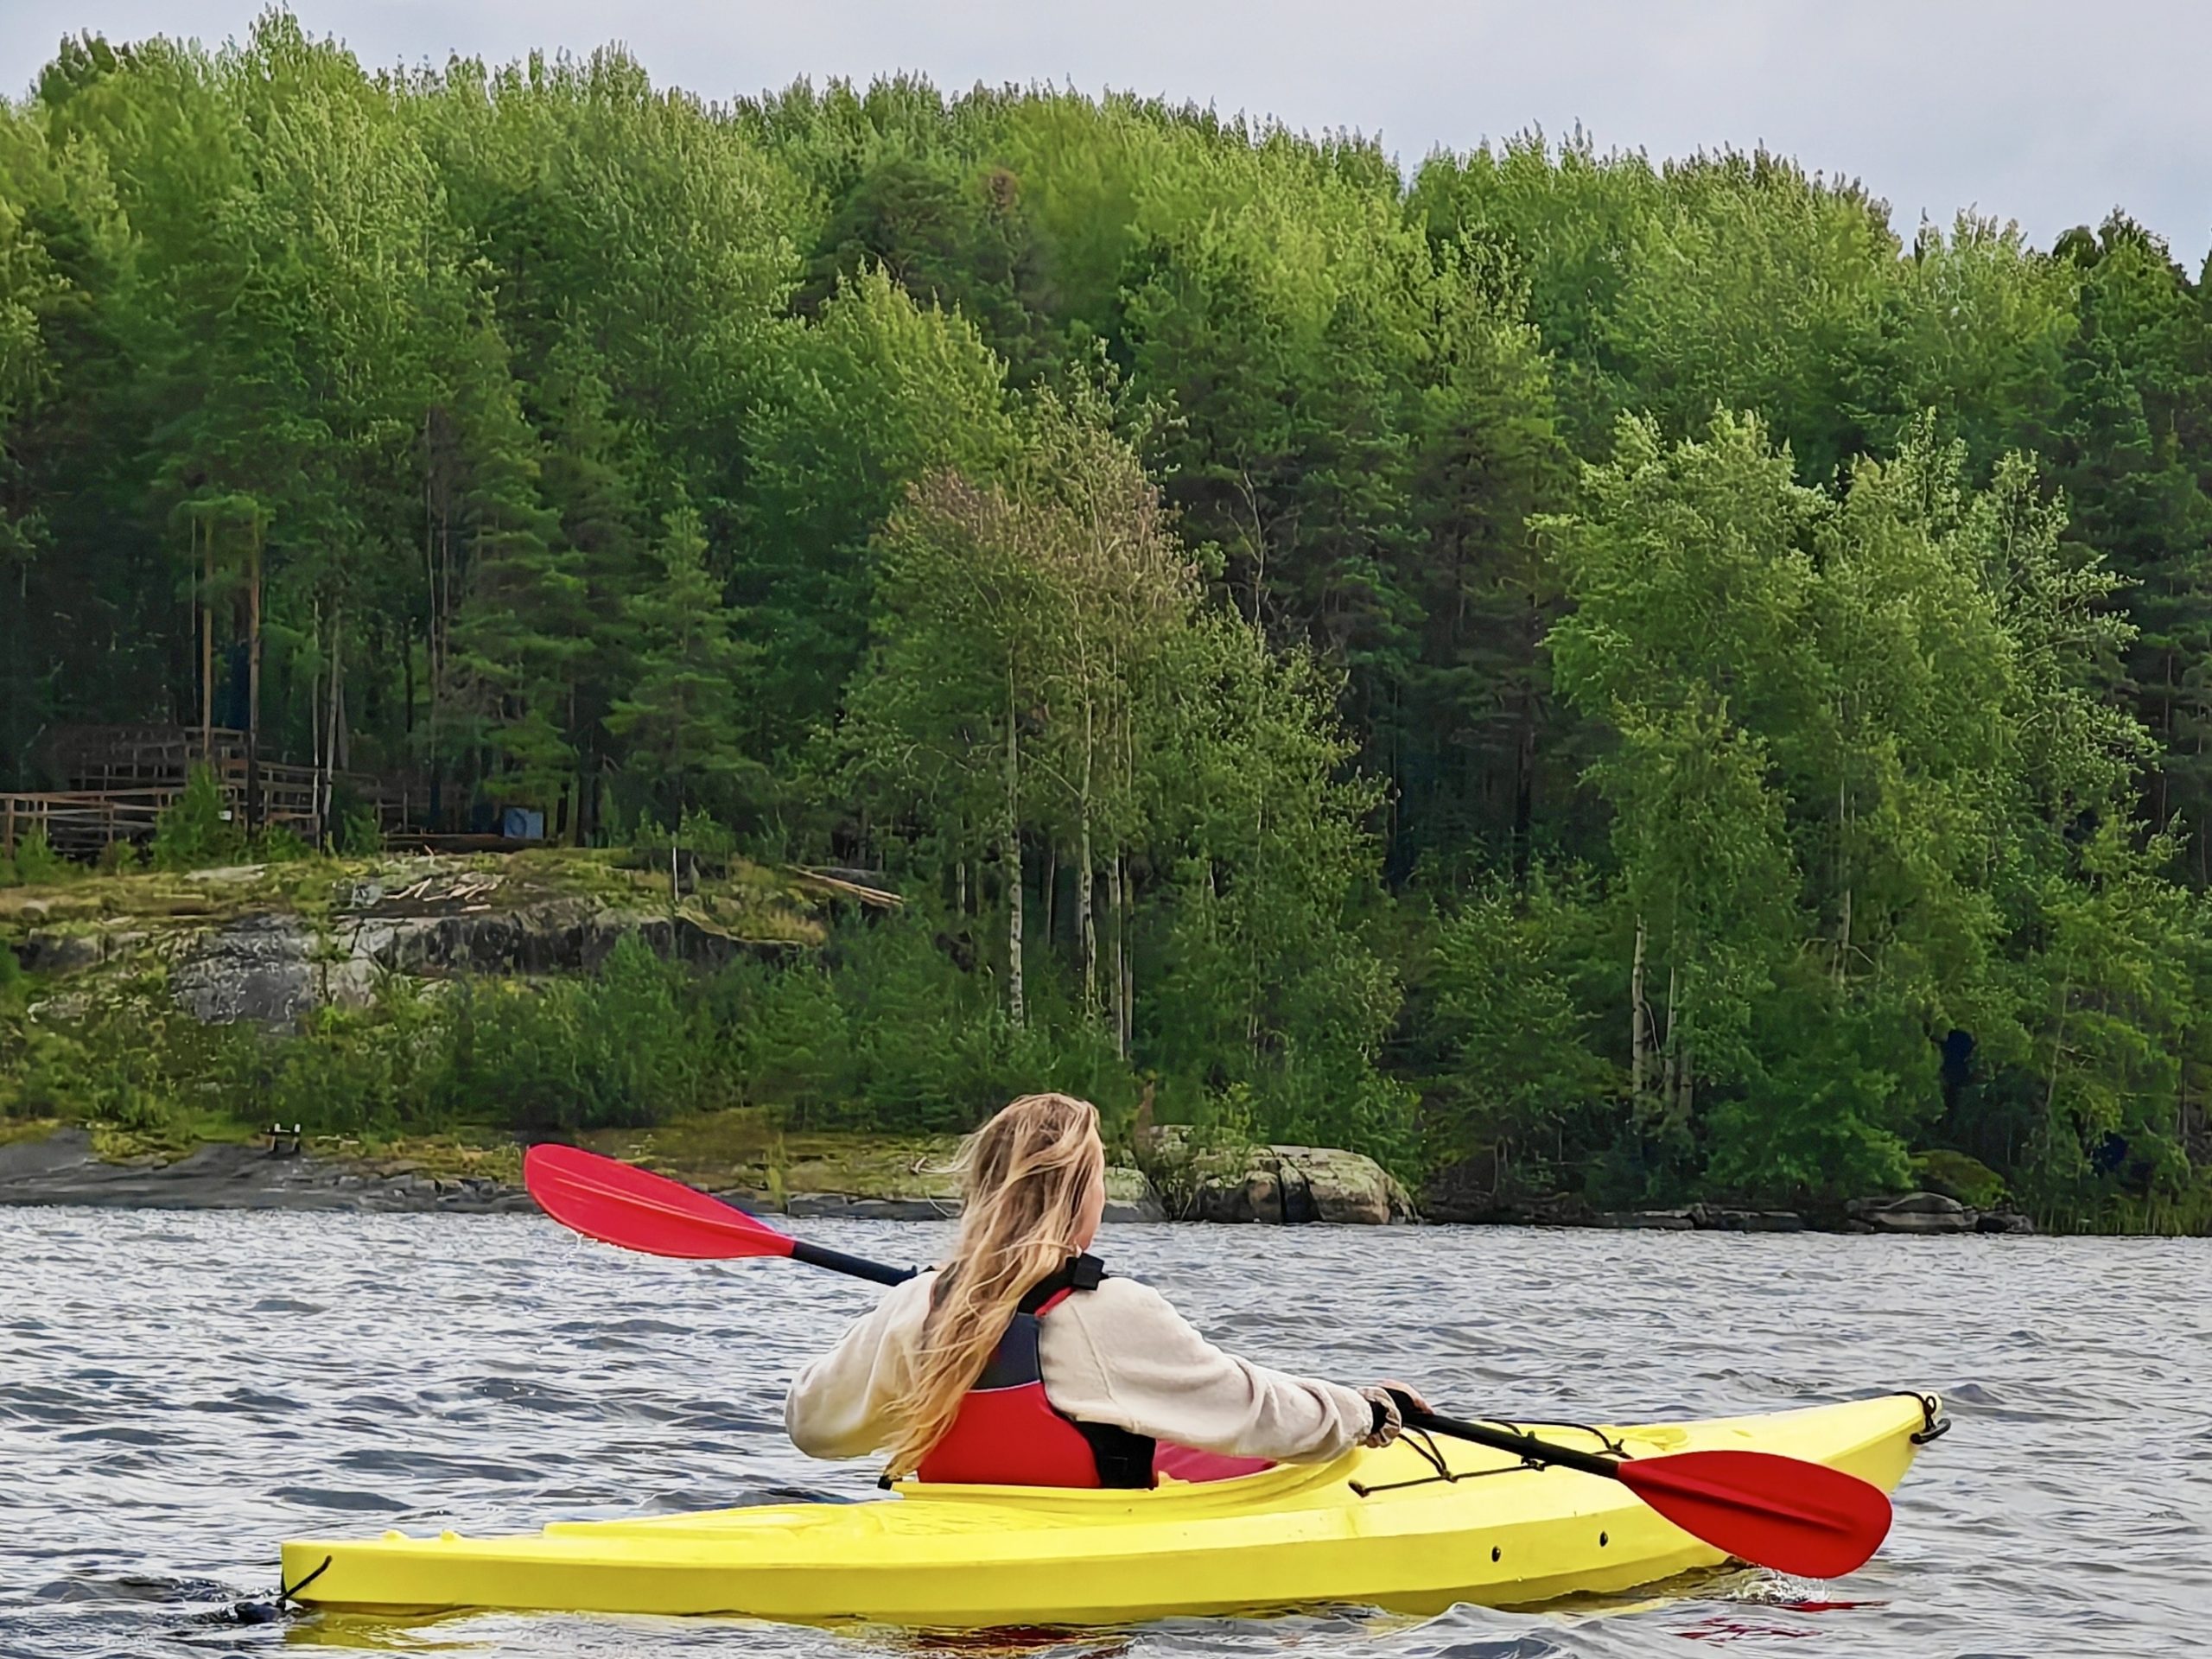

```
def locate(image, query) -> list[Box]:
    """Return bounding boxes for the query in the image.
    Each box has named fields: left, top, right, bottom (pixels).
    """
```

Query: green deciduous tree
left=739, top=270, right=1017, bottom=760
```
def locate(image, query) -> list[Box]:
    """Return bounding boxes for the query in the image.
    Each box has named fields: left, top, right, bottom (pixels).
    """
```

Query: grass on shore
left=32, top=1105, right=960, bottom=1198
left=325, top=1109, right=959, bottom=1199
left=591, top=1110, right=960, bottom=1201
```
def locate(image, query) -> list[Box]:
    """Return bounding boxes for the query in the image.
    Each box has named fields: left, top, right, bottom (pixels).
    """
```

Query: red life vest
left=914, top=1255, right=1274, bottom=1490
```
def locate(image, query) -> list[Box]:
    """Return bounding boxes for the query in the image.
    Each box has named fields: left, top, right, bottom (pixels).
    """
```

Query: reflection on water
left=1, top=1207, right=2202, bottom=1657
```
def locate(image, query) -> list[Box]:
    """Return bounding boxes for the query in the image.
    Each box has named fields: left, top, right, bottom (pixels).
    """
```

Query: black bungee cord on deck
left=1348, top=1414, right=1631, bottom=1497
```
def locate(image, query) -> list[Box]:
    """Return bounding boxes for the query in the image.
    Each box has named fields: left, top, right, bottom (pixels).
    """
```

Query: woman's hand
left=1378, top=1379, right=1431, bottom=1416
left=1357, top=1380, right=1432, bottom=1447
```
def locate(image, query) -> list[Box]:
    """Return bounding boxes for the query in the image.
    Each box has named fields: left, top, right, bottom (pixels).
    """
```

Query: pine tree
left=604, top=507, right=762, bottom=827
left=1399, top=251, right=1577, bottom=877
left=2050, top=293, right=2212, bottom=867
left=536, top=331, right=648, bottom=838
left=444, top=319, right=585, bottom=817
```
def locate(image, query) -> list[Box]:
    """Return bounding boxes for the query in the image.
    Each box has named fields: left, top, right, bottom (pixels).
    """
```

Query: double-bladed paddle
left=525, top=1141, right=916, bottom=1285
left=522, top=1142, right=1892, bottom=1580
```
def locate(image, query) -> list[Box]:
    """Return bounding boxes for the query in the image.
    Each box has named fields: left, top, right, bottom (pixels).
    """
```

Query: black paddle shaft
left=1397, top=1401, right=1626, bottom=1481
left=789, top=1238, right=918, bottom=1287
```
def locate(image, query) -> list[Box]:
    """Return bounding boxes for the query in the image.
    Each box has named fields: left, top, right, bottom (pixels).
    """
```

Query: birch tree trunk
left=1837, top=886, right=1853, bottom=987
left=309, top=597, right=322, bottom=782
left=321, top=606, right=343, bottom=845
left=1835, top=773, right=1852, bottom=985
left=1669, top=962, right=1693, bottom=1126
left=245, top=526, right=263, bottom=830
left=333, top=660, right=348, bottom=770
left=199, top=519, right=214, bottom=756
left=1077, top=704, right=1098, bottom=1020
left=1043, top=844, right=1057, bottom=957
left=1003, top=672, right=1026, bottom=1028
left=423, top=410, right=442, bottom=822
left=1109, top=849, right=1130, bottom=1059
left=1630, top=914, right=1649, bottom=1108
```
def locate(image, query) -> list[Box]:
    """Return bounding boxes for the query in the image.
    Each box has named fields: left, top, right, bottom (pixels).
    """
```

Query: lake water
left=1, top=1209, right=2203, bottom=1657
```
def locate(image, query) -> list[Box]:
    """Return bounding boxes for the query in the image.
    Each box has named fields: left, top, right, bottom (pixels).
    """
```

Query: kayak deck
left=282, top=1391, right=1942, bottom=1628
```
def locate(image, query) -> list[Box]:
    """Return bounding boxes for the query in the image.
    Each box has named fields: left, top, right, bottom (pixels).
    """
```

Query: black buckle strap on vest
left=1077, top=1420, right=1157, bottom=1490
left=1015, top=1252, right=1107, bottom=1313
left=1013, top=1253, right=1153, bottom=1489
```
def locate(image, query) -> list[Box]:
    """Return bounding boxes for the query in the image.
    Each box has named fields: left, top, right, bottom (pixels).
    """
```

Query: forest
left=4, top=14, right=2211, bottom=1228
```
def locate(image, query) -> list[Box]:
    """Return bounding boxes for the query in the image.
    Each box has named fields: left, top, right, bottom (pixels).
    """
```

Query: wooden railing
left=5, top=725, right=414, bottom=859
left=47, top=723, right=253, bottom=791
left=2, top=790, right=172, bottom=858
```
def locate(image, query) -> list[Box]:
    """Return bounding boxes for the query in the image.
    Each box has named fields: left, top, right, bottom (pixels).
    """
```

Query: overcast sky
left=4, top=1, right=2206, bottom=257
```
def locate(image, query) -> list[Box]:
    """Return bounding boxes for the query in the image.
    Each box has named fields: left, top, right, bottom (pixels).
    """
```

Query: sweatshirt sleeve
left=783, top=1274, right=932, bottom=1460
left=1041, top=1277, right=1374, bottom=1464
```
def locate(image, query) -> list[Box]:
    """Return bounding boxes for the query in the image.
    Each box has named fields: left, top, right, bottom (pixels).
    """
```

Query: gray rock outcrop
left=18, top=927, right=150, bottom=976
left=1101, top=1163, right=1169, bottom=1224
left=1141, top=1129, right=1412, bottom=1224
left=1848, top=1192, right=1977, bottom=1234
left=121, top=887, right=807, bottom=1032
left=168, top=913, right=321, bottom=1028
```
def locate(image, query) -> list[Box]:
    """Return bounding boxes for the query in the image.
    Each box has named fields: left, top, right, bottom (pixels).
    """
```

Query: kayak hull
left=281, top=1391, right=1940, bottom=1627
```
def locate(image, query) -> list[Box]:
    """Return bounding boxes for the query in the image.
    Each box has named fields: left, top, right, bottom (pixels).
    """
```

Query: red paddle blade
left=524, top=1143, right=797, bottom=1262
left=1619, top=1449, right=1892, bottom=1579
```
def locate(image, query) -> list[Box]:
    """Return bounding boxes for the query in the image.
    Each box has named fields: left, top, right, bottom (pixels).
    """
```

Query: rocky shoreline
left=1424, top=1190, right=2033, bottom=1236
left=0, top=1127, right=1172, bottom=1222
left=1590, top=1195, right=2034, bottom=1236
left=0, top=1128, right=540, bottom=1215
left=0, top=1126, right=2032, bottom=1234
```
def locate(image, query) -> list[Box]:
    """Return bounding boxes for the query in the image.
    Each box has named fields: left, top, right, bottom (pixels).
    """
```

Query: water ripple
left=0, top=1211, right=2199, bottom=1657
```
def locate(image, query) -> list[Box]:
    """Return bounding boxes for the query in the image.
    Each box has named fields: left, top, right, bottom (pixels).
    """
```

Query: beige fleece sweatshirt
left=785, top=1268, right=1376, bottom=1465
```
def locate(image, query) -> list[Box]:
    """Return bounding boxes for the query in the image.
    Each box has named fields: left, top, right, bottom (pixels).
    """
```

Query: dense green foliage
left=0, top=920, right=1128, bottom=1142
left=6, top=17, right=2212, bottom=1224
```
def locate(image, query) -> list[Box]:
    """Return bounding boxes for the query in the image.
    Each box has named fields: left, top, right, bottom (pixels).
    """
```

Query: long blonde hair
left=884, top=1092, right=1104, bottom=1477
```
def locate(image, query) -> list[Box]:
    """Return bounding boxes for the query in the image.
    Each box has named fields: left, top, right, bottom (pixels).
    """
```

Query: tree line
left=4, top=16, right=2210, bottom=1225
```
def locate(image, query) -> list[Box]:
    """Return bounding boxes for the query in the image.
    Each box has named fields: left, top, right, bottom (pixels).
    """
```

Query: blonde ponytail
left=883, top=1093, right=1104, bottom=1477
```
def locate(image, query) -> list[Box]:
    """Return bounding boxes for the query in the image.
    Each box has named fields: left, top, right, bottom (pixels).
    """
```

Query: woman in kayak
left=785, top=1091, right=1424, bottom=1487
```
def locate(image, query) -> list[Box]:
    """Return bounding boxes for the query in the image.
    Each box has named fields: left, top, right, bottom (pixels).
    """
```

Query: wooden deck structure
left=2, top=725, right=412, bottom=859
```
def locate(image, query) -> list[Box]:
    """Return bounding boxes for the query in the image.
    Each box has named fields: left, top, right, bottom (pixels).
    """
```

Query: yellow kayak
left=281, top=1391, right=1942, bottom=1628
